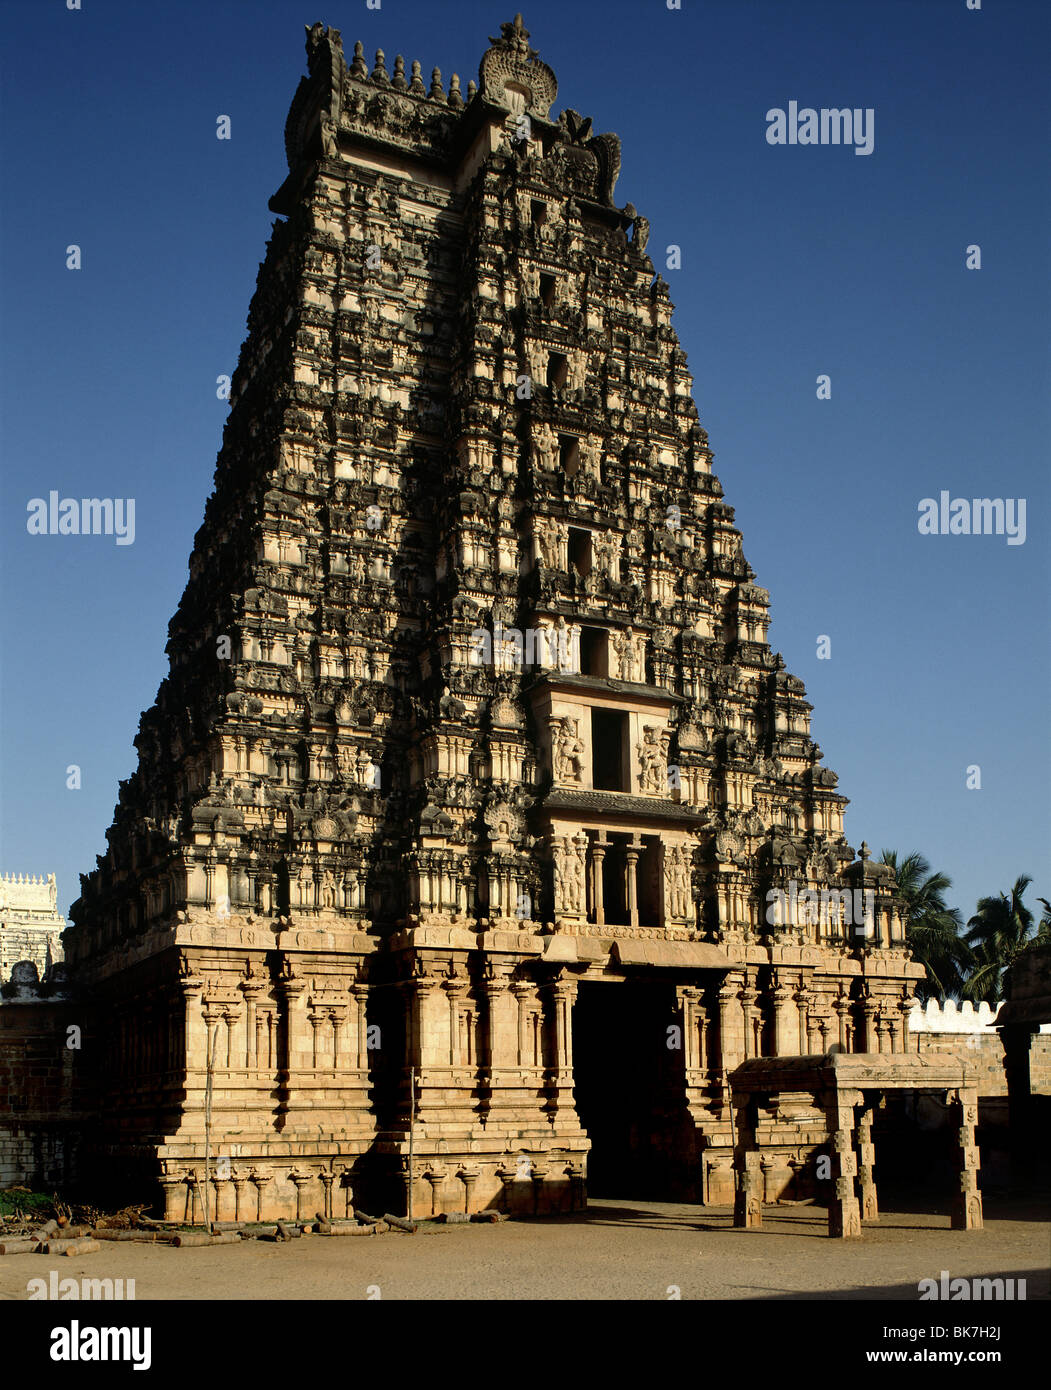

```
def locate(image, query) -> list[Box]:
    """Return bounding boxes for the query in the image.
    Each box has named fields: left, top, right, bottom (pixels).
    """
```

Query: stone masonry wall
left=0, top=991, right=84, bottom=1190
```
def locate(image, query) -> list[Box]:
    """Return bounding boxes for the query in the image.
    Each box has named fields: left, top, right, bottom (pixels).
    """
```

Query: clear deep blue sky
left=1, top=0, right=1048, bottom=927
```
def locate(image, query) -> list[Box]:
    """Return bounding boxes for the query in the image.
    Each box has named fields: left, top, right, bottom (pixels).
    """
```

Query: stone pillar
left=739, top=978, right=758, bottom=1059
left=771, top=976, right=795, bottom=1055
left=833, top=991, right=851, bottom=1052
left=231, top=1173, right=247, bottom=1222
left=731, top=1097, right=762, bottom=1230
left=716, top=972, right=745, bottom=1107
left=796, top=988, right=813, bottom=1054
left=677, top=986, right=701, bottom=1070
left=320, top=1171, right=335, bottom=1219
left=424, top=1166, right=447, bottom=1216
left=352, top=982, right=369, bottom=1070
left=239, top=976, right=266, bottom=1069
left=158, top=1173, right=183, bottom=1222
left=948, top=1088, right=983, bottom=1230
left=250, top=1170, right=273, bottom=1222
left=860, top=995, right=878, bottom=1053
left=625, top=837, right=641, bottom=929
left=443, top=975, right=469, bottom=1066
left=512, top=982, right=533, bottom=1066
left=856, top=1103, right=879, bottom=1221
left=590, top=833, right=607, bottom=926
left=824, top=1091, right=862, bottom=1238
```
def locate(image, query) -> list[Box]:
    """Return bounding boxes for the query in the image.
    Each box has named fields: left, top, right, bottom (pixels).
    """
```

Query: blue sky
left=1, top=0, right=1048, bottom=929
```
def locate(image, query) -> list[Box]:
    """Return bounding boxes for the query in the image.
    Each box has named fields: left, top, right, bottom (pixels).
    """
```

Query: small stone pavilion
left=730, top=1053, right=982, bottom=1237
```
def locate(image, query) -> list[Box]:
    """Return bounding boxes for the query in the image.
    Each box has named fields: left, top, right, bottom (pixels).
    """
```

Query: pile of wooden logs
left=0, top=1205, right=512, bottom=1255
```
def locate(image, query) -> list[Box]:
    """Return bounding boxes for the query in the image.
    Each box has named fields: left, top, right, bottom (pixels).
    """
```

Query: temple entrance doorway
left=572, top=977, right=697, bottom=1199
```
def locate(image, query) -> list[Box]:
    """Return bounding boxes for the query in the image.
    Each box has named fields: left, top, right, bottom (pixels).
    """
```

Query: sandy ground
left=2, top=1195, right=1047, bottom=1302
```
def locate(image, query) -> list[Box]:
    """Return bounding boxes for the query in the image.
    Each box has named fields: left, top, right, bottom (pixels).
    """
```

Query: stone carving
left=664, top=846, right=691, bottom=920
left=553, top=717, right=584, bottom=784
left=553, top=832, right=586, bottom=914
left=637, top=725, right=669, bottom=795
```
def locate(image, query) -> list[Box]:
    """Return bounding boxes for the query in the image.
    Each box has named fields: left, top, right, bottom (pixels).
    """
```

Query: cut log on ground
left=62, top=1240, right=101, bottom=1257
left=381, top=1213, right=418, bottom=1233
left=93, top=1229, right=163, bottom=1243
left=0, top=1239, right=40, bottom=1255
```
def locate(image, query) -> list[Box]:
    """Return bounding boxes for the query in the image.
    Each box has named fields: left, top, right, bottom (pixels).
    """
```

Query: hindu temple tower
left=66, top=16, right=923, bottom=1220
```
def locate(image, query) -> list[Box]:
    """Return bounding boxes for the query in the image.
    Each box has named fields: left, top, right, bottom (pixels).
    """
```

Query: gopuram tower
left=67, top=17, right=923, bottom=1219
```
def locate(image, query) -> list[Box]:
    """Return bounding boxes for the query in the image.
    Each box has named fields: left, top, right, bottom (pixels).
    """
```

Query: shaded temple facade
left=67, top=17, right=923, bottom=1220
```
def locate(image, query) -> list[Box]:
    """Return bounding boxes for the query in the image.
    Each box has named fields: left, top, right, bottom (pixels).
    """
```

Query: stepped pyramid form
left=67, top=17, right=923, bottom=1218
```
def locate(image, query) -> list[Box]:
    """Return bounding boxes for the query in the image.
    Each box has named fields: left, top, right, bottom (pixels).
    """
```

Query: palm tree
left=962, top=876, right=1051, bottom=1004
left=878, top=850, right=971, bottom=1002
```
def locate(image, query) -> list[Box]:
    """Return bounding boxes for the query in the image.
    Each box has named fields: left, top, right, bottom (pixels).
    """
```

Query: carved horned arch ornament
left=479, top=13, right=557, bottom=119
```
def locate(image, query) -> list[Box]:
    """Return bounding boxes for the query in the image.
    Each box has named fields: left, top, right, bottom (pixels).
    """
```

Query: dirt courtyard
left=1, top=1194, right=1047, bottom=1301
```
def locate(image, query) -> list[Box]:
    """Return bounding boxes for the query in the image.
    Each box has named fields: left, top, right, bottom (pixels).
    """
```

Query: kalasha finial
left=430, top=66, right=444, bottom=99
left=350, top=40, right=367, bottom=78
left=410, top=59, right=425, bottom=95
left=448, top=73, right=464, bottom=109
left=489, top=13, right=538, bottom=61
left=859, top=841, right=871, bottom=861
left=371, top=49, right=390, bottom=85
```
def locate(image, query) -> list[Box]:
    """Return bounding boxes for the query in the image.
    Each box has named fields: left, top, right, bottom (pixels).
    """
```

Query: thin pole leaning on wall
left=407, top=1065, right=416, bottom=1222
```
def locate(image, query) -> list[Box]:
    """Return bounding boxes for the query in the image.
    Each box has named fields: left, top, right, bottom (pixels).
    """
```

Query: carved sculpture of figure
left=356, top=748, right=372, bottom=785
left=321, top=871, right=337, bottom=908
left=631, top=631, right=648, bottom=681
left=533, top=421, right=558, bottom=472
left=665, top=846, right=690, bottom=920
left=554, top=717, right=585, bottom=784
left=592, top=532, right=618, bottom=576
left=571, top=832, right=588, bottom=911
left=637, top=724, right=667, bottom=795
left=580, top=439, right=601, bottom=478
left=553, top=834, right=585, bottom=914
left=611, top=628, right=632, bottom=680
left=534, top=517, right=562, bottom=569
left=320, top=112, right=338, bottom=158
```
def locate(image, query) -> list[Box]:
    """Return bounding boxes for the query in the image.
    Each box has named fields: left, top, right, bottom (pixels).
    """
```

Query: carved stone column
left=824, top=1090, right=862, bottom=1237
left=590, top=833, right=607, bottom=925
left=833, top=990, right=851, bottom=1052
left=855, top=1103, right=879, bottom=1221
left=771, top=975, right=795, bottom=1056
left=239, top=975, right=266, bottom=1069
left=625, top=836, right=641, bottom=928
left=948, top=1087, right=983, bottom=1230
left=796, top=988, right=813, bottom=1055
left=739, top=978, right=758, bottom=1060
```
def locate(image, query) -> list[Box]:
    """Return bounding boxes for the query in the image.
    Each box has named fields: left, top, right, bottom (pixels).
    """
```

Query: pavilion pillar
left=948, top=1087, right=983, bottom=1230
left=855, top=1101, right=879, bottom=1222
left=824, top=1089, right=862, bottom=1237
left=731, top=1095, right=762, bottom=1230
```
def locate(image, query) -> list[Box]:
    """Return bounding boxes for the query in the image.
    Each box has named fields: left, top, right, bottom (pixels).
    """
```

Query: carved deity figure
left=534, top=516, right=563, bottom=569
left=320, top=112, right=338, bottom=157
left=321, top=871, right=337, bottom=908
left=592, top=532, right=618, bottom=576
left=533, top=421, right=558, bottom=473
left=553, top=717, right=585, bottom=784
left=637, top=724, right=667, bottom=795
left=665, top=845, right=691, bottom=920
left=553, top=833, right=586, bottom=914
